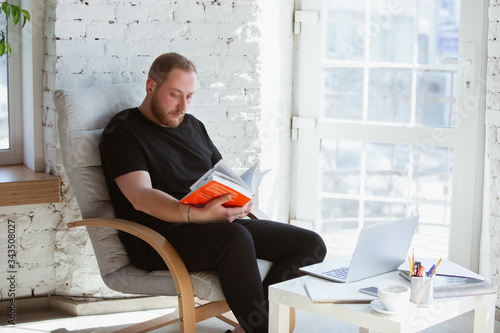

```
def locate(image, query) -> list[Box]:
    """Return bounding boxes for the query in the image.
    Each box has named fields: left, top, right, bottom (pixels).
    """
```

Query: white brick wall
left=40, top=0, right=285, bottom=297
left=0, top=0, right=292, bottom=299
left=484, top=1, right=500, bottom=308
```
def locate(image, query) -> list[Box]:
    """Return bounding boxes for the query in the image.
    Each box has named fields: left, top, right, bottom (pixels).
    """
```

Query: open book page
left=240, top=162, right=259, bottom=189
left=190, top=160, right=250, bottom=191
left=189, top=160, right=230, bottom=190
left=180, top=159, right=270, bottom=207
left=239, top=162, right=271, bottom=192
left=212, top=160, right=248, bottom=188
left=250, top=169, right=271, bottom=193
left=190, top=171, right=244, bottom=192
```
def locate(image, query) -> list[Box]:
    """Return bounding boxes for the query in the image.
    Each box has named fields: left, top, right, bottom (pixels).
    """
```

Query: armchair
left=54, top=82, right=293, bottom=332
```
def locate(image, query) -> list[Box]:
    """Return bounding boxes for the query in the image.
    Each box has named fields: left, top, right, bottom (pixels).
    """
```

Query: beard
left=150, top=91, right=185, bottom=128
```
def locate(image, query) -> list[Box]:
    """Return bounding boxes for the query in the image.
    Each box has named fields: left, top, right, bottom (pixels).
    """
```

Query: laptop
left=300, top=215, right=419, bottom=283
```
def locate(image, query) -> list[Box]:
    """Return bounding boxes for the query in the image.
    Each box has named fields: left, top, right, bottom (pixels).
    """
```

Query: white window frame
left=291, top=0, right=488, bottom=271
left=0, top=0, right=44, bottom=171
left=0, top=2, right=22, bottom=165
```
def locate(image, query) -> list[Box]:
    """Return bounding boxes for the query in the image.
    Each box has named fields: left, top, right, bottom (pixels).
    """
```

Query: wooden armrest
left=67, top=218, right=194, bottom=300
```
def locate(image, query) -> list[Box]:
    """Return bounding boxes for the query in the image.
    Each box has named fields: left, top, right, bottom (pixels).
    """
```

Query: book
left=398, top=270, right=496, bottom=298
left=398, top=258, right=486, bottom=281
left=303, top=279, right=376, bottom=304
left=399, top=270, right=485, bottom=290
left=180, top=160, right=270, bottom=207
left=434, top=281, right=497, bottom=298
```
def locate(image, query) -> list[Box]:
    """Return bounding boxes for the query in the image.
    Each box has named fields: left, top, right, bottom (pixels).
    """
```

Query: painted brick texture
left=47, top=0, right=266, bottom=297
left=1, top=0, right=291, bottom=299
left=486, top=1, right=500, bottom=308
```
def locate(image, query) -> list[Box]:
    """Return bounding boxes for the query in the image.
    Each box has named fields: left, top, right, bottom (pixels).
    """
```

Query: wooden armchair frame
left=55, top=82, right=295, bottom=332
left=68, top=212, right=295, bottom=332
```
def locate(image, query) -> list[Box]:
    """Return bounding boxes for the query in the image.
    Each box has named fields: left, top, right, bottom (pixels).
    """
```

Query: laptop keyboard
left=322, top=266, right=350, bottom=280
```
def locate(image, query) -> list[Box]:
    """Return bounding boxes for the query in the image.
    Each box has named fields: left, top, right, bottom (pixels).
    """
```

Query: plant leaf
left=2, top=2, right=11, bottom=18
left=22, top=9, right=30, bottom=22
left=12, top=6, right=20, bottom=25
left=0, top=42, right=6, bottom=58
left=6, top=42, right=11, bottom=56
left=21, top=14, right=29, bottom=28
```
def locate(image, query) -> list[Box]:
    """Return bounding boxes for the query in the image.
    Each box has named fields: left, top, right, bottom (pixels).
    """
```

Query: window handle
left=437, top=43, right=474, bottom=96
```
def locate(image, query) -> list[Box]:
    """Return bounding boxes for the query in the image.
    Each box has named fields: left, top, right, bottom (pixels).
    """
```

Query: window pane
left=325, top=0, right=367, bottom=61
left=418, top=0, right=461, bottom=65
left=0, top=13, right=8, bottom=150
left=323, top=68, right=364, bottom=121
left=319, top=139, right=454, bottom=259
left=365, top=143, right=410, bottom=198
left=367, top=68, right=412, bottom=124
left=412, top=145, right=454, bottom=202
left=320, top=198, right=360, bottom=226
left=364, top=200, right=407, bottom=218
left=323, top=0, right=460, bottom=128
left=369, top=0, right=416, bottom=63
left=416, top=71, right=457, bottom=128
left=321, top=140, right=362, bottom=195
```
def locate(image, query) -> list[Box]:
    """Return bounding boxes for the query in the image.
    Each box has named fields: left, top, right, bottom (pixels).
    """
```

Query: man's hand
left=191, top=194, right=253, bottom=223
left=115, top=170, right=253, bottom=224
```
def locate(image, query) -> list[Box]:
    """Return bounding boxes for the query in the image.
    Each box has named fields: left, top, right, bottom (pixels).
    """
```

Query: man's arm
left=115, top=170, right=252, bottom=224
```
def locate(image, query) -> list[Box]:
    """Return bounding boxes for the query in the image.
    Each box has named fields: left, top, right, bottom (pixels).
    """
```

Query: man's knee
left=313, top=234, right=327, bottom=262
left=221, top=222, right=253, bottom=240
left=302, top=231, right=327, bottom=265
left=216, top=223, right=255, bottom=252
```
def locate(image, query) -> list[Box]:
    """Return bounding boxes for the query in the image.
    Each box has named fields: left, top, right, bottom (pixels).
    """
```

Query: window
left=292, top=0, right=487, bottom=270
left=0, top=7, right=22, bottom=166
left=0, top=12, right=9, bottom=150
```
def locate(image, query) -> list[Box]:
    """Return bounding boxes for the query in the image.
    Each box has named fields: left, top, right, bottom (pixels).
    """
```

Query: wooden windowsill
left=0, top=165, right=61, bottom=207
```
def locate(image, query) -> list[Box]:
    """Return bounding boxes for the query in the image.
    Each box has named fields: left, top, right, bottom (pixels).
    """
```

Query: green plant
left=0, top=1, right=30, bottom=57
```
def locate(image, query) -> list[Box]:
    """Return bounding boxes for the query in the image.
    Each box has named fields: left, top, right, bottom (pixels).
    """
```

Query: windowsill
left=0, top=165, right=60, bottom=207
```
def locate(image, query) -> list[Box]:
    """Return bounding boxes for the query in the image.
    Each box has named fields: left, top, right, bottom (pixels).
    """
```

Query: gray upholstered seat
left=54, top=82, right=273, bottom=302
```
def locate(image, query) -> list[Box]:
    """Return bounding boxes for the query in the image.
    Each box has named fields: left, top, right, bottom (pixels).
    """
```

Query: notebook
left=300, top=215, right=419, bottom=283
left=303, top=277, right=377, bottom=304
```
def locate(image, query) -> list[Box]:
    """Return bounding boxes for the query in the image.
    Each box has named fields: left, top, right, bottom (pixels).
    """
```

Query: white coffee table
left=269, top=271, right=496, bottom=332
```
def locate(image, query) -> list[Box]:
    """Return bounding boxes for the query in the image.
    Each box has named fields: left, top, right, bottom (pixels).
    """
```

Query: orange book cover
left=180, top=179, right=252, bottom=207
left=180, top=160, right=269, bottom=207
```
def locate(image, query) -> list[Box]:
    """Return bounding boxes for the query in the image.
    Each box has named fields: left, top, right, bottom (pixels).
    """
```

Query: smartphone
left=359, top=286, right=378, bottom=297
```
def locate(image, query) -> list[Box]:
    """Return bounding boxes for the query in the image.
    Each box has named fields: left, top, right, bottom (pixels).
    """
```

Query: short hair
left=148, top=53, right=197, bottom=86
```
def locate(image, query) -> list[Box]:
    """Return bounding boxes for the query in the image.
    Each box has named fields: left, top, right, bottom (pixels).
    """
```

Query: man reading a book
left=99, top=52, right=326, bottom=333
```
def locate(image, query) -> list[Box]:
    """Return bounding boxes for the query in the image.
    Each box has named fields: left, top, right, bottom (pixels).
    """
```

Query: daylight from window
left=0, top=12, right=9, bottom=150
left=319, top=0, right=460, bottom=259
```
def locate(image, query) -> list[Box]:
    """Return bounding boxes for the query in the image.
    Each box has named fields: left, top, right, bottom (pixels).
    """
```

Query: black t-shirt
left=99, top=108, right=222, bottom=231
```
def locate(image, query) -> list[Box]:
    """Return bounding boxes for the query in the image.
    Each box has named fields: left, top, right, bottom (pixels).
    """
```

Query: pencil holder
left=410, top=276, right=434, bottom=306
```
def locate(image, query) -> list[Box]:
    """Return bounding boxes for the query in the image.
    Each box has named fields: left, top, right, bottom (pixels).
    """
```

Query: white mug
left=378, top=285, right=411, bottom=312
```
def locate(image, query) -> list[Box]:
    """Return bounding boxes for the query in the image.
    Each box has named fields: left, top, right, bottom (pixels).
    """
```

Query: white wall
left=481, top=1, right=500, bottom=308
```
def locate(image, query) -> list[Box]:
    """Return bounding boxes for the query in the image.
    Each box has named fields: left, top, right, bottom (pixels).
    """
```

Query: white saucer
left=370, top=300, right=408, bottom=315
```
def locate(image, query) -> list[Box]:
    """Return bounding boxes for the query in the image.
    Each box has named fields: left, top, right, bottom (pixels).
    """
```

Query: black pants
left=124, top=219, right=327, bottom=333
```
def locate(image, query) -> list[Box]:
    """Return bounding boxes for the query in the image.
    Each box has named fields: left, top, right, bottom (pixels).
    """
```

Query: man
left=100, top=52, right=326, bottom=333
